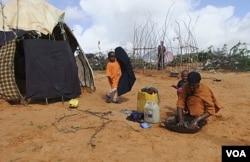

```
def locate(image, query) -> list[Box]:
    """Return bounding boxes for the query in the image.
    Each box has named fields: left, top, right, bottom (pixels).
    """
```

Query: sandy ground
left=0, top=70, right=249, bottom=162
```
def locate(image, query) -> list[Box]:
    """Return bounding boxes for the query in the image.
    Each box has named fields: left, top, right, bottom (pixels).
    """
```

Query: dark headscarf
left=115, top=47, right=136, bottom=96
left=188, top=72, right=201, bottom=83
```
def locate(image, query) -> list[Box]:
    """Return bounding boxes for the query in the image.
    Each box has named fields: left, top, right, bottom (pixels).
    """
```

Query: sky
left=2, top=0, right=250, bottom=54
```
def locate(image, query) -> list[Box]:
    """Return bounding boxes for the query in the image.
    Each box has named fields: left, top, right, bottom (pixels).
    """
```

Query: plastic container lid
left=140, top=122, right=151, bottom=129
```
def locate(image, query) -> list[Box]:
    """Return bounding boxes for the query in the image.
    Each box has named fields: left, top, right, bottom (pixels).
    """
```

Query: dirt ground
left=0, top=70, right=249, bottom=162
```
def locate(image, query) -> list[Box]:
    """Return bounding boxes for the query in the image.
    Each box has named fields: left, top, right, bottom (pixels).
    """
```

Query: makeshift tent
left=0, top=0, right=95, bottom=104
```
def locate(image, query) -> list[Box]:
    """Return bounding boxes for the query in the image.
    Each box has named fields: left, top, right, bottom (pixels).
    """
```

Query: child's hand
left=171, top=85, right=177, bottom=89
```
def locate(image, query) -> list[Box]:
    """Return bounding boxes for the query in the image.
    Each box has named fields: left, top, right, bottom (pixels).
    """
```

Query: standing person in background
left=105, top=51, right=121, bottom=103
left=157, top=41, right=166, bottom=70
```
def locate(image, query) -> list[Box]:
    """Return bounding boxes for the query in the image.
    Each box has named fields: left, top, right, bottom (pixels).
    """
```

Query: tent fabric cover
left=76, top=53, right=95, bottom=88
left=0, top=40, right=20, bottom=100
left=0, top=0, right=96, bottom=103
left=52, top=23, right=78, bottom=54
left=24, top=39, right=81, bottom=99
left=0, top=0, right=65, bottom=35
left=0, top=30, right=27, bottom=46
left=115, top=47, right=136, bottom=96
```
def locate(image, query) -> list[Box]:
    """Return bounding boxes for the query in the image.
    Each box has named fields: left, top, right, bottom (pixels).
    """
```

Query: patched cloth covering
left=0, top=40, right=20, bottom=100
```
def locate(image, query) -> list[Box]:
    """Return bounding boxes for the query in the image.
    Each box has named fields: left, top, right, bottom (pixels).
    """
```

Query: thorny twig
left=52, top=123, right=77, bottom=133
left=53, top=109, right=139, bottom=148
left=56, top=113, right=78, bottom=123
left=89, top=120, right=112, bottom=149
left=76, top=109, right=112, bottom=120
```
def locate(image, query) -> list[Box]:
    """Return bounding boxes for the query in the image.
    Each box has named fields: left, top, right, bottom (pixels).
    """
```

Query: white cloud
left=64, top=6, right=85, bottom=22
left=73, top=0, right=197, bottom=53
left=2, top=0, right=250, bottom=54
left=65, top=0, right=249, bottom=53
left=194, top=5, right=250, bottom=50
left=193, top=5, right=236, bottom=49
